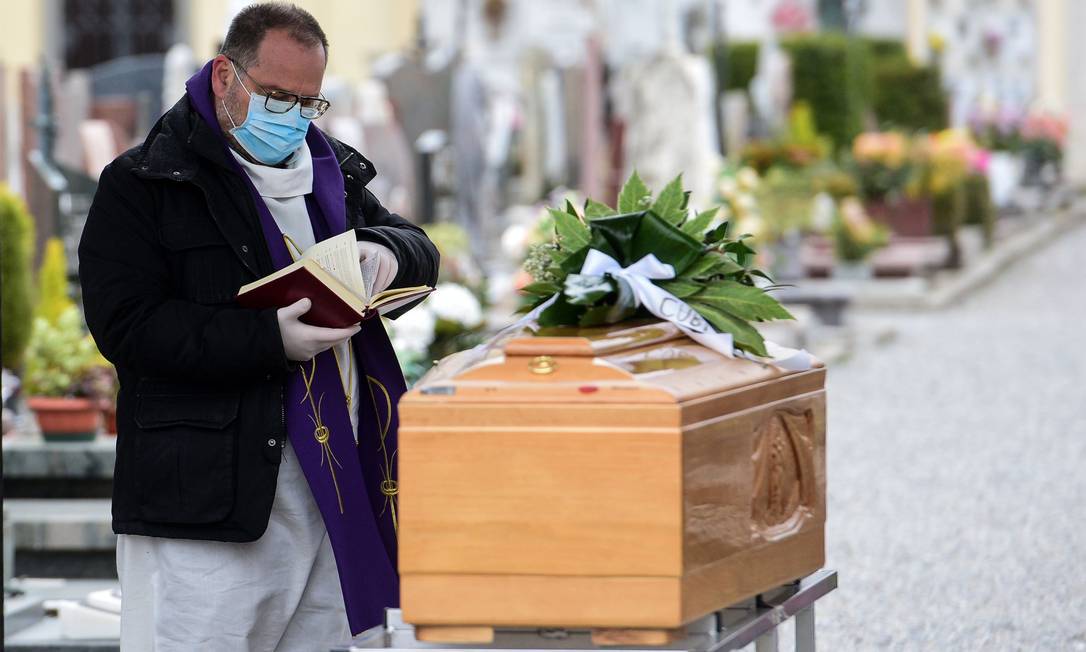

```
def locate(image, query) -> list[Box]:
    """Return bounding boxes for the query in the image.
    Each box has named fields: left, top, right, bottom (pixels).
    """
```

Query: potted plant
left=832, top=197, right=888, bottom=279
left=908, top=130, right=985, bottom=268
left=22, top=307, right=112, bottom=442
left=850, top=131, right=930, bottom=236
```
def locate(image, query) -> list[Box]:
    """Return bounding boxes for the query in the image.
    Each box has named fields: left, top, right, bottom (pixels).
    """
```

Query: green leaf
left=587, top=211, right=643, bottom=263
left=654, top=278, right=702, bottom=298
left=749, top=269, right=776, bottom=284
left=584, top=199, right=616, bottom=219
left=681, top=207, right=718, bottom=238
left=537, top=295, right=584, bottom=327
left=565, top=199, right=580, bottom=218
left=723, top=239, right=756, bottom=258
left=617, top=170, right=652, bottom=213
left=693, top=281, right=794, bottom=321
left=629, top=211, right=703, bottom=274
left=651, top=175, right=686, bottom=225
left=550, top=208, right=590, bottom=251
left=520, top=281, right=560, bottom=296
left=563, top=274, right=614, bottom=305
left=677, top=251, right=721, bottom=278
left=708, top=255, right=746, bottom=277
left=705, top=221, right=730, bottom=244
left=558, top=246, right=590, bottom=275
left=689, top=302, right=768, bottom=357
left=547, top=246, right=570, bottom=266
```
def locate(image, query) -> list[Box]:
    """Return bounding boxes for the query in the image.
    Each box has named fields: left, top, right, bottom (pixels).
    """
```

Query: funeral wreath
left=520, top=172, right=796, bottom=358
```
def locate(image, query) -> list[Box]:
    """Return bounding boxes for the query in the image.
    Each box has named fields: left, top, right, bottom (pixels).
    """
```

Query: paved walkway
left=816, top=220, right=1086, bottom=650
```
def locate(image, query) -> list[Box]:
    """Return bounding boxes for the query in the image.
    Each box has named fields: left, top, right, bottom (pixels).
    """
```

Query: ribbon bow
left=579, top=249, right=814, bottom=371
left=579, top=249, right=737, bottom=357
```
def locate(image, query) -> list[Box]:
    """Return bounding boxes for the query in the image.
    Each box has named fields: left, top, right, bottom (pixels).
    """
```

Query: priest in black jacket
left=77, top=3, right=438, bottom=649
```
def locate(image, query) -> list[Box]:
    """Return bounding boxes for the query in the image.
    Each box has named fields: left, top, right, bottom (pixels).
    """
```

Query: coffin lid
left=407, top=319, right=823, bottom=404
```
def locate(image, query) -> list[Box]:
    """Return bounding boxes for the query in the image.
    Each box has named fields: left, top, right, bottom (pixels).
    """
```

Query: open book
left=236, top=231, right=433, bottom=328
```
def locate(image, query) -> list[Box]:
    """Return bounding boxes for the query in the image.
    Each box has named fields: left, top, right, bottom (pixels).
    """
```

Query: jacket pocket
left=159, top=219, right=242, bottom=305
left=133, top=391, right=240, bottom=524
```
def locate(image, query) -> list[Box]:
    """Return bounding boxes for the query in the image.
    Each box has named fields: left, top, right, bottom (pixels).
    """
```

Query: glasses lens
left=298, top=98, right=330, bottom=119
left=264, top=91, right=298, bottom=113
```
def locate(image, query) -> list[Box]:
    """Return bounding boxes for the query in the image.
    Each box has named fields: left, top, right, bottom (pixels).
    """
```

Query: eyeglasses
left=229, top=58, right=331, bottom=119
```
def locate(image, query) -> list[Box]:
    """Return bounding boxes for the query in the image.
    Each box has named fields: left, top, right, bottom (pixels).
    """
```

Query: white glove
left=357, top=240, right=399, bottom=295
left=276, top=298, right=360, bottom=362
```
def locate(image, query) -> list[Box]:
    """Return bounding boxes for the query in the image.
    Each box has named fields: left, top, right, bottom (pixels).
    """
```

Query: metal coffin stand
left=335, top=570, right=837, bottom=652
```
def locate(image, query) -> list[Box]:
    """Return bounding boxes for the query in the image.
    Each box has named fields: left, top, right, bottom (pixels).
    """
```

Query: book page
left=302, top=231, right=368, bottom=301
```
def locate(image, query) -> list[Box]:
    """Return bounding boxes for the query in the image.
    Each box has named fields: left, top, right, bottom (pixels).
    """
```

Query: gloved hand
left=357, top=240, right=399, bottom=295
left=276, top=298, right=360, bottom=362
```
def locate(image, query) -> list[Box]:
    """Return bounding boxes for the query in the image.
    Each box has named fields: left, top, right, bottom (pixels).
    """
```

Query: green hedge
left=710, top=36, right=946, bottom=148
left=871, top=58, right=948, bottom=132
left=1, top=185, right=36, bottom=370
left=711, top=41, right=760, bottom=92
left=863, top=38, right=908, bottom=62
left=782, top=34, right=869, bottom=152
left=962, top=173, right=995, bottom=247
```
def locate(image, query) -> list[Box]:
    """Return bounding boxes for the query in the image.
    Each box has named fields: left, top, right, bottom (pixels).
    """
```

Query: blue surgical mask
left=221, top=63, right=310, bottom=165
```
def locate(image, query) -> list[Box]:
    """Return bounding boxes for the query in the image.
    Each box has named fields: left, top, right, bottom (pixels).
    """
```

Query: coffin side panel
left=401, top=573, right=683, bottom=628
left=399, top=411, right=684, bottom=577
left=682, top=391, right=826, bottom=573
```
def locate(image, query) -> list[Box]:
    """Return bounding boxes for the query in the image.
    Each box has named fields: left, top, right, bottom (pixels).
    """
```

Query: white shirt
left=230, top=145, right=361, bottom=440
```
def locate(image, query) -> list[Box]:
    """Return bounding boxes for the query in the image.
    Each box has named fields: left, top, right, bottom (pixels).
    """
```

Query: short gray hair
left=220, top=2, right=328, bottom=69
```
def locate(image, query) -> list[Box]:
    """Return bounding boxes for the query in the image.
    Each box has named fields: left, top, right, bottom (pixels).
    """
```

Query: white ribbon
left=579, top=249, right=737, bottom=358
left=579, top=249, right=814, bottom=371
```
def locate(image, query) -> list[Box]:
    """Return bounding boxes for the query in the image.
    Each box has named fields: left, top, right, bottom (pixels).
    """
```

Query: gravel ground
left=810, top=221, right=1086, bottom=651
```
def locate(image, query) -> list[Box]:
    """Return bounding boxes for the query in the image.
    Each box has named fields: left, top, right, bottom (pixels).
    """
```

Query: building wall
left=186, top=0, right=420, bottom=82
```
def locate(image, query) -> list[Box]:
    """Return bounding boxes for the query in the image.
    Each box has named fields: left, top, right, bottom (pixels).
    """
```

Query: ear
left=211, top=55, right=234, bottom=101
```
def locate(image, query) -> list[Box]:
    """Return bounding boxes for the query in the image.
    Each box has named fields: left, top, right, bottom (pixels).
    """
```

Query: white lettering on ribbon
left=579, top=249, right=813, bottom=371
left=579, top=249, right=736, bottom=357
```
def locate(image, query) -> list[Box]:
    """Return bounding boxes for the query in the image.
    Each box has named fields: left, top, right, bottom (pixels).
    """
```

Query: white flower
left=811, top=192, right=836, bottom=232
left=736, top=193, right=758, bottom=214
left=717, top=176, right=738, bottom=198
left=428, top=283, right=483, bottom=327
left=385, top=308, right=436, bottom=357
left=500, top=223, right=530, bottom=261
left=737, top=167, right=760, bottom=190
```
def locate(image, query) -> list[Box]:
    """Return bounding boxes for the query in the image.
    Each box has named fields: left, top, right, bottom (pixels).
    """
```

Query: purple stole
left=185, top=63, right=403, bottom=634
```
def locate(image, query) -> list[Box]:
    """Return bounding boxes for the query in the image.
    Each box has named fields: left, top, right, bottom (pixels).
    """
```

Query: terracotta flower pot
left=97, top=398, right=118, bottom=436
left=865, top=197, right=933, bottom=237
left=26, top=396, right=101, bottom=442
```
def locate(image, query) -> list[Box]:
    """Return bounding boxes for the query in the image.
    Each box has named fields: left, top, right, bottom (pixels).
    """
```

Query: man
left=78, top=4, right=438, bottom=650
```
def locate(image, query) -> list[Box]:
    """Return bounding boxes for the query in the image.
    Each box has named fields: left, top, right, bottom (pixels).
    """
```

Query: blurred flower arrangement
left=1020, top=111, right=1067, bottom=184
left=715, top=163, right=764, bottom=241
left=740, top=103, right=831, bottom=174
left=832, top=197, right=889, bottom=263
left=23, top=306, right=114, bottom=401
left=968, top=105, right=1024, bottom=152
left=851, top=131, right=911, bottom=201
left=907, top=129, right=987, bottom=198
left=385, top=222, right=489, bottom=385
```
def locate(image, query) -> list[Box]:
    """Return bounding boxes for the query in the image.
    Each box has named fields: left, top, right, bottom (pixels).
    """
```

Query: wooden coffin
left=397, top=320, right=826, bottom=637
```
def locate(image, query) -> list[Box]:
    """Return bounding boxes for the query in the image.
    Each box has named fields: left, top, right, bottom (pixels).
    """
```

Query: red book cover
left=235, top=262, right=368, bottom=329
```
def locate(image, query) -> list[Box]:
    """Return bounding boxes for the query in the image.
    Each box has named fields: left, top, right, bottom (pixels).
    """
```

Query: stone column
left=1059, top=0, right=1086, bottom=185
left=906, top=0, right=929, bottom=65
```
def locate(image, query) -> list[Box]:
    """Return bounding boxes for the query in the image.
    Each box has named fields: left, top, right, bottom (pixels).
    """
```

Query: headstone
left=356, top=79, right=417, bottom=220
left=749, top=32, right=792, bottom=137
left=161, top=43, right=195, bottom=112
left=612, top=50, right=722, bottom=208
left=79, top=120, right=117, bottom=180
left=54, top=71, right=92, bottom=172
left=722, top=90, right=751, bottom=159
